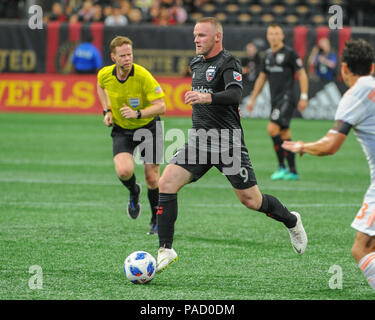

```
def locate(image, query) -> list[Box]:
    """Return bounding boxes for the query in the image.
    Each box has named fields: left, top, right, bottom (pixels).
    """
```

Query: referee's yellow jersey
left=97, top=63, right=165, bottom=130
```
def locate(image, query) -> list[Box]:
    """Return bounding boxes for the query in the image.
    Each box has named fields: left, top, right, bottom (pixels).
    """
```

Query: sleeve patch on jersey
left=233, top=71, right=242, bottom=81
left=155, top=86, right=162, bottom=94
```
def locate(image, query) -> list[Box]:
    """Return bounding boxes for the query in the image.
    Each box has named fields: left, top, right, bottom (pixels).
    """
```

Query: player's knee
left=158, top=175, right=176, bottom=193
left=239, top=196, right=258, bottom=210
left=267, top=123, right=280, bottom=136
left=116, top=167, right=133, bottom=180
left=280, top=130, right=291, bottom=140
left=145, top=173, right=159, bottom=189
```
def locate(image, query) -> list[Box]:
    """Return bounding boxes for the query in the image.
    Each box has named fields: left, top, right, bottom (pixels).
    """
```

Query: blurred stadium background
left=2, top=0, right=375, bottom=300
left=0, top=0, right=375, bottom=118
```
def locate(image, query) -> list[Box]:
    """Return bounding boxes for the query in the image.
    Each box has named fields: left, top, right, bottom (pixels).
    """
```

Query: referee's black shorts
left=169, top=143, right=257, bottom=190
left=269, top=98, right=296, bottom=129
left=111, top=116, right=163, bottom=164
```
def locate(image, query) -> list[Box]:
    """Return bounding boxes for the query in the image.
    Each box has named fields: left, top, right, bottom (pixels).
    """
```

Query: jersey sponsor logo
left=276, top=53, right=285, bottom=64
left=155, top=86, right=162, bottom=94
left=129, top=97, right=140, bottom=108
left=206, top=66, right=217, bottom=82
left=233, top=71, right=242, bottom=81
left=266, top=65, right=284, bottom=72
left=192, top=86, right=213, bottom=94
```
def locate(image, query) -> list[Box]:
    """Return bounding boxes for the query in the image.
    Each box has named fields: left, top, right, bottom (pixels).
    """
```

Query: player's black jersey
left=261, top=45, right=303, bottom=105
left=190, top=49, right=243, bottom=131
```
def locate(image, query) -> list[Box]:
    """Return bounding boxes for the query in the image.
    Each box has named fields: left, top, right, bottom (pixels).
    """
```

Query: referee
left=97, top=36, right=166, bottom=235
left=246, top=23, right=309, bottom=181
left=155, top=18, right=307, bottom=273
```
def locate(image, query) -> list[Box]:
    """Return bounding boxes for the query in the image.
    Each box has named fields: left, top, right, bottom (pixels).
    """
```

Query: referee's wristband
left=300, top=93, right=308, bottom=100
left=103, top=108, right=112, bottom=116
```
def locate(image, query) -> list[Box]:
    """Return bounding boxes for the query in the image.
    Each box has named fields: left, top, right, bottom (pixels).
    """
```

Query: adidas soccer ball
left=123, top=251, right=156, bottom=284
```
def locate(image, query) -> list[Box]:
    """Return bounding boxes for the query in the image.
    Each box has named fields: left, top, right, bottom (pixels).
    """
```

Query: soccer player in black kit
left=155, top=17, right=307, bottom=273
left=246, top=24, right=309, bottom=181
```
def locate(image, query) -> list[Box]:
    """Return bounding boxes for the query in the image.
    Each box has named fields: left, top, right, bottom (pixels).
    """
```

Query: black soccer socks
left=271, top=134, right=285, bottom=168
left=258, top=193, right=297, bottom=228
left=119, top=174, right=138, bottom=194
left=148, top=187, right=159, bottom=224
left=284, top=139, right=297, bottom=174
left=157, top=193, right=178, bottom=249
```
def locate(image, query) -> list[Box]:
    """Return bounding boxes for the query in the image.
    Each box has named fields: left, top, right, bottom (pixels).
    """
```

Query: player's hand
left=120, top=105, right=137, bottom=118
left=103, top=112, right=113, bottom=127
left=238, top=107, right=242, bottom=117
left=282, top=140, right=305, bottom=157
left=246, top=99, right=255, bottom=112
left=297, top=99, right=308, bottom=112
left=184, top=91, right=212, bottom=105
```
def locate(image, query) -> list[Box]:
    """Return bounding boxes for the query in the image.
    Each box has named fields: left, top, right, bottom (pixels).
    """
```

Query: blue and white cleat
left=127, top=183, right=142, bottom=219
left=147, top=223, right=158, bottom=235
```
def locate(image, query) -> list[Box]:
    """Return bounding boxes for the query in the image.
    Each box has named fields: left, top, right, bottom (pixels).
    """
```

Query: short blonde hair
left=110, top=36, right=133, bottom=53
left=196, top=17, right=223, bottom=34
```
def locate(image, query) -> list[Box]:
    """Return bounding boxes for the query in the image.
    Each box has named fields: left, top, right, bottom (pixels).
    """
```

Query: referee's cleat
left=127, top=183, right=142, bottom=219
left=283, top=171, right=299, bottom=181
left=156, top=247, right=178, bottom=273
left=147, top=222, right=158, bottom=235
left=270, top=167, right=288, bottom=180
left=287, top=212, right=307, bottom=255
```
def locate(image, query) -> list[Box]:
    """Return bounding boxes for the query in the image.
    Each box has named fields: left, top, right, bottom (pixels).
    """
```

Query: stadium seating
left=0, top=0, right=368, bottom=27
left=186, top=0, right=351, bottom=26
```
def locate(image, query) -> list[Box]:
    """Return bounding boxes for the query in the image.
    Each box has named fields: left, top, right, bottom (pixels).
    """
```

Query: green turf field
left=0, top=112, right=374, bottom=300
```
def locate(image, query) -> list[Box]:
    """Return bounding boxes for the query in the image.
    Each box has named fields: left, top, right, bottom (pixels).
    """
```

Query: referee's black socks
left=258, top=193, right=297, bottom=228
left=148, top=187, right=159, bottom=224
left=119, top=174, right=138, bottom=194
left=157, top=193, right=178, bottom=249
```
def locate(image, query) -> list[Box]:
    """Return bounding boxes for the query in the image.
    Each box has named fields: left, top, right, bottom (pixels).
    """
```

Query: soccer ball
left=123, top=251, right=156, bottom=284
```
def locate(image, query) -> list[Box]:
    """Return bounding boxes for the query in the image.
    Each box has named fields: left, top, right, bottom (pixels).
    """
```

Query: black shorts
left=269, top=98, right=296, bottom=129
left=170, top=143, right=257, bottom=190
left=111, top=117, right=163, bottom=164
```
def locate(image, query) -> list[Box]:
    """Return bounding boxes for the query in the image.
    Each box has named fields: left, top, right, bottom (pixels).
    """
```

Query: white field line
left=0, top=200, right=361, bottom=209
left=0, top=178, right=365, bottom=193
left=0, top=159, right=368, bottom=175
left=0, top=159, right=112, bottom=167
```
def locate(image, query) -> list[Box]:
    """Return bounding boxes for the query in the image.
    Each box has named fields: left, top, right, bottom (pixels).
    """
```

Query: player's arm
left=120, top=98, right=166, bottom=119
left=297, top=68, right=309, bottom=112
left=184, top=85, right=242, bottom=106
left=282, top=120, right=351, bottom=156
left=97, top=82, right=113, bottom=126
left=136, top=98, right=166, bottom=118
left=246, top=71, right=267, bottom=112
